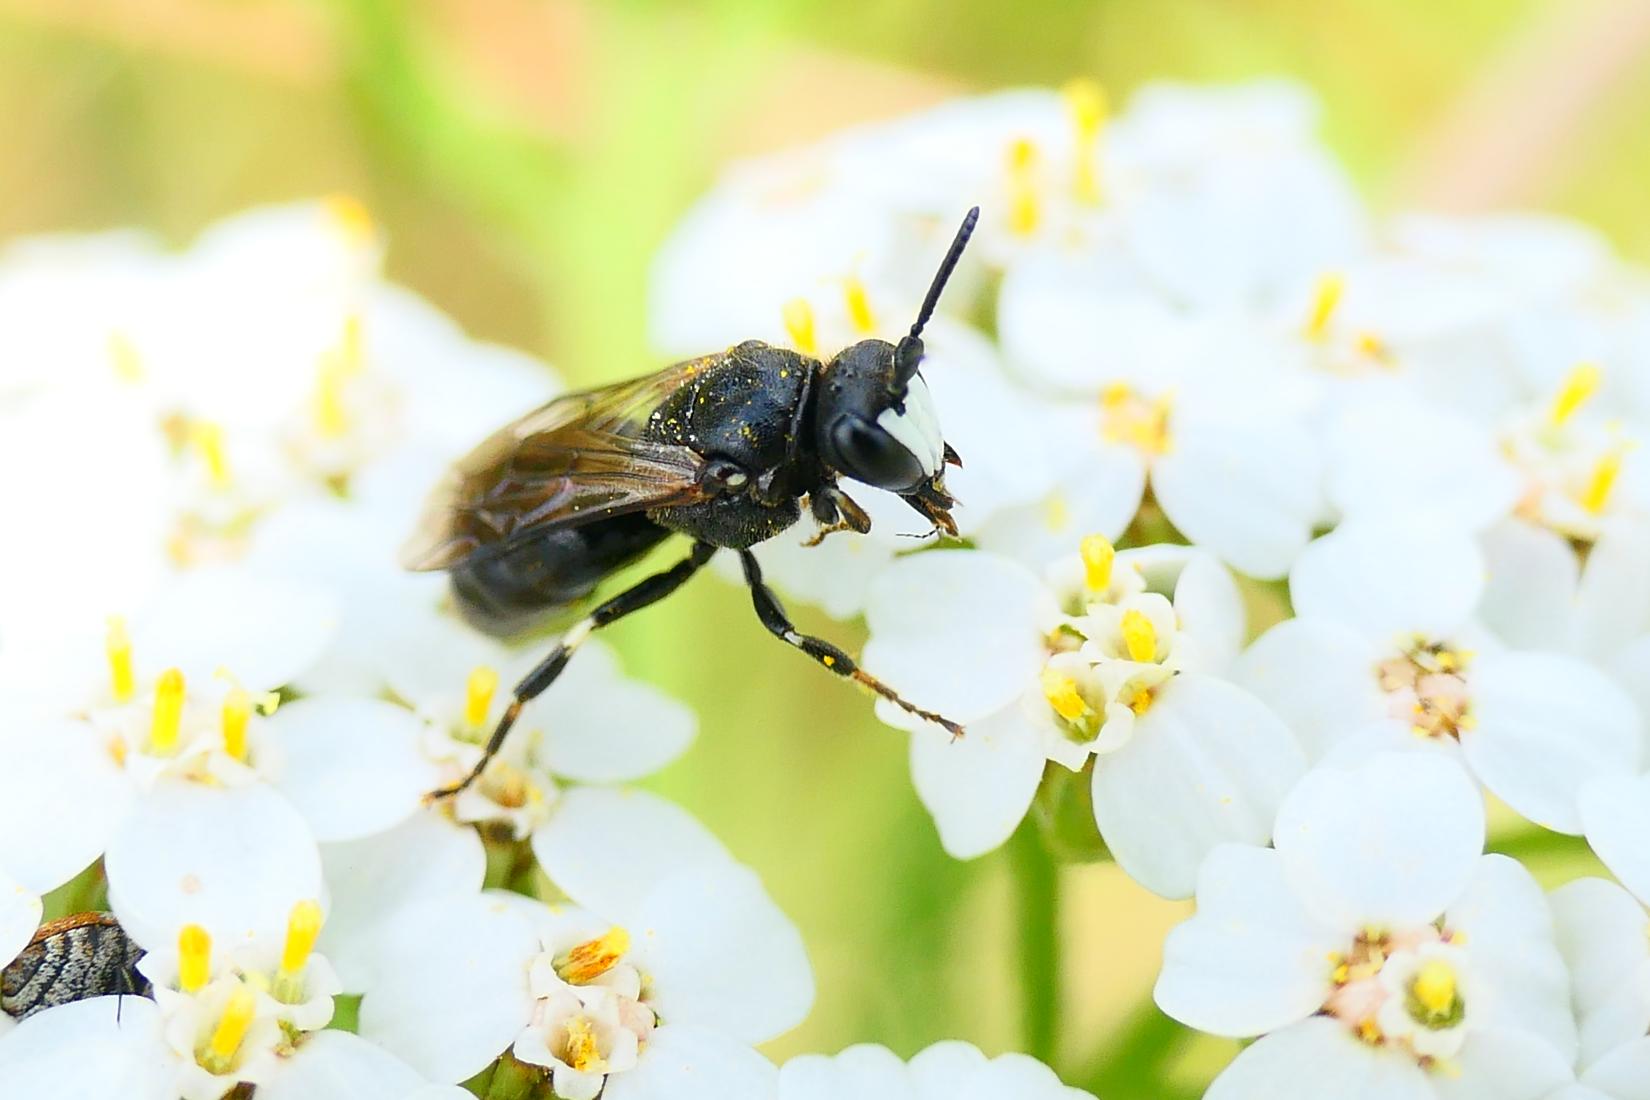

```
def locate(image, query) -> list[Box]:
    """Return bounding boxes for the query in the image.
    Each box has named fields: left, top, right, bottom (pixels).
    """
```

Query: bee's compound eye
left=704, top=458, right=749, bottom=492
left=828, top=415, right=926, bottom=493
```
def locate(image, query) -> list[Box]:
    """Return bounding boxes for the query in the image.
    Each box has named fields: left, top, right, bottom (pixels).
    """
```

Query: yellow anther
left=1040, top=667, right=1091, bottom=721
left=106, top=617, right=135, bottom=703
left=1411, top=960, right=1457, bottom=1018
left=1331, top=963, right=1351, bottom=985
left=1079, top=534, right=1115, bottom=592
left=1356, top=1018, right=1383, bottom=1045
left=843, top=275, right=877, bottom=334
left=200, top=985, right=257, bottom=1073
left=1007, top=138, right=1041, bottom=236
left=337, top=314, right=364, bottom=376
left=1355, top=331, right=1390, bottom=363
left=189, top=421, right=233, bottom=490
left=464, top=666, right=499, bottom=730
left=149, top=669, right=186, bottom=755
left=1043, top=493, right=1071, bottom=534
left=556, top=926, right=631, bottom=985
left=107, top=332, right=144, bottom=382
left=1127, top=687, right=1153, bottom=715
left=1098, top=384, right=1173, bottom=455
left=1063, top=78, right=1108, bottom=204
left=1548, top=363, right=1601, bottom=428
left=781, top=299, right=818, bottom=356
left=178, top=924, right=212, bottom=993
left=1120, top=610, right=1158, bottom=662
left=221, top=689, right=252, bottom=762
left=322, top=193, right=376, bottom=246
left=563, top=1016, right=607, bottom=1074
left=271, top=899, right=324, bottom=1003
left=1581, top=449, right=1624, bottom=515
left=1303, top=273, right=1344, bottom=342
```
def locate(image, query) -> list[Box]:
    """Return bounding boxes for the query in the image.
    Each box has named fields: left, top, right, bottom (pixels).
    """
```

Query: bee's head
left=812, top=208, right=978, bottom=530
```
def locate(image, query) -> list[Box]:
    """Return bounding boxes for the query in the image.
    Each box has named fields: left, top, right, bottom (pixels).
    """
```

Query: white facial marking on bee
left=876, top=373, right=944, bottom=477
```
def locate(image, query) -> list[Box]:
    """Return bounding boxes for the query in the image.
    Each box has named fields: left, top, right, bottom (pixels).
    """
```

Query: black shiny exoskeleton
left=404, top=209, right=980, bottom=798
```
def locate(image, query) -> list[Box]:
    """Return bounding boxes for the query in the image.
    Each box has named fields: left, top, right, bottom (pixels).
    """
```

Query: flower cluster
left=651, top=78, right=1650, bottom=1096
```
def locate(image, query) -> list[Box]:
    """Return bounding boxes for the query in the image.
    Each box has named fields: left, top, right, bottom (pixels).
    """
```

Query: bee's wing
left=401, top=357, right=718, bottom=571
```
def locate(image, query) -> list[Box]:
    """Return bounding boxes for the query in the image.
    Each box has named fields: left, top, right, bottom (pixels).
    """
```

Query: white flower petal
left=1288, top=521, right=1483, bottom=638
left=0, top=995, right=175, bottom=1100
left=1551, top=877, right=1650, bottom=1068
left=1093, top=676, right=1305, bottom=899
left=972, top=442, right=1149, bottom=571
left=131, top=568, right=336, bottom=690
left=864, top=551, right=1052, bottom=723
left=105, top=780, right=323, bottom=952
left=1463, top=652, right=1642, bottom=833
left=267, top=698, right=439, bottom=842
left=1274, top=752, right=1484, bottom=929
left=319, top=811, right=485, bottom=992
left=0, top=720, right=130, bottom=893
left=1574, top=520, right=1650, bottom=660
left=530, top=787, right=732, bottom=919
left=779, top=1044, right=913, bottom=1100
left=1581, top=773, right=1650, bottom=906
left=356, top=892, right=540, bottom=1083
left=1204, top=1017, right=1431, bottom=1100
left=527, top=641, right=696, bottom=783
left=908, top=1038, right=1094, bottom=1099
left=908, top=711, right=1046, bottom=860
left=1154, top=844, right=1337, bottom=1036
left=1478, top=521, right=1577, bottom=650
left=1152, top=421, right=1321, bottom=580
left=1233, top=619, right=1387, bottom=759
left=1, top=871, right=42, bottom=968
left=1434, top=1029, right=1574, bottom=1100
left=633, top=862, right=813, bottom=1043
left=602, top=1025, right=777, bottom=1100
left=1582, top=1035, right=1650, bottom=1100
left=257, top=1030, right=431, bottom=1100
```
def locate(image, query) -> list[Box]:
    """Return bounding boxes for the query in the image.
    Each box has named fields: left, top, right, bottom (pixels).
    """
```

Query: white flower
left=779, top=1040, right=1094, bottom=1099
left=357, top=788, right=811, bottom=1095
left=1156, top=753, right=1575, bottom=1100
left=1235, top=519, right=1642, bottom=831
left=0, top=869, right=41, bottom=972
left=861, top=541, right=1303, bottom=894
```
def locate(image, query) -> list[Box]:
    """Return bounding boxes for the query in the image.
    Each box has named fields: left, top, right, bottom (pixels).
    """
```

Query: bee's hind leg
left=736, top=550, right=964, bottom=738
left=426, top=541, right=718, bottom=803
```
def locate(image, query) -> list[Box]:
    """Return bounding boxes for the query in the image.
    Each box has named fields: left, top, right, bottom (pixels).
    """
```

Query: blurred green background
left=5, top=1, right=1647, bottom=1095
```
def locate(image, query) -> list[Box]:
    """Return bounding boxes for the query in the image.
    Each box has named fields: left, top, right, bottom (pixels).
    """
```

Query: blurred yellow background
left=4, top=1, right=1646, bottom=1094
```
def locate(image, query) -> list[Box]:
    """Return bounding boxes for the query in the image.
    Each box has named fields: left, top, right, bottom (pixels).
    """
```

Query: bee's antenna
left=894, top=206, right=980, bottom=388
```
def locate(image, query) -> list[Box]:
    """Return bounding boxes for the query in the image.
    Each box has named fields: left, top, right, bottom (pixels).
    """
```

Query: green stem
left=1008, top=817, right=1061, bottom=1067
left=483, top=1054, right=541, bottom=1100
left=1081, top=999, right=1199, bottom=1099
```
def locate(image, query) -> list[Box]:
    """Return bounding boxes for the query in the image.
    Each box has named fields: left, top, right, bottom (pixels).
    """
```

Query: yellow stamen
left=178, top=924, right=212, bottom=993
left=1548, top=363, right=1601, bottom=428
left=149, top=669, right=186, bottom=755
left=563, top=1015, right=607, bottom=1074
left=1098, top=383, right=1173, bottom=455
left=1120, top=610, right=1158, bottom=663
left=782, top=298, right=818, bottom=356
left=1127, top=687, right=1153, bottom=715
left=843, top=275, right=877, bottom=334
left=108, top=332, right=144, bottom=382
left=322, top=193, right=376, bottom=246
left=1581, top=449, right=1624, bottom=515
left=1063, top=78, right=1108, bottom=204
left=106, top=617, right=135, bottom=703
left=1040, top=667, right=1091, bottom=721
left=1079, top=534, right=1115, bottom=592
left=1007, top=138, right=1040, bottom=236
left=221, top=689, right=252, bottom=762
left=1043, top=493, right=1071, bottom=533
left=200, top=986, right=256, bottom=1073
left=1411, top=960, right=1456, bottom=1018
left=556, top=926, right=631, bottom=985
left=465, top=666, right=499, bottom=730
left=1355, top=331, right=1390, bottom=362
left=1356, top=1018, right=1383, bottom=1045
left=189, top=421, right=233, bottom=490
left=1303, top=273, right=1344, bottom=342
left=272, top=899, right=323, bottom=1003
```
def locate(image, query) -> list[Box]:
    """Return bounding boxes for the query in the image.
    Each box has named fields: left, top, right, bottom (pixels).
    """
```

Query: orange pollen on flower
left=1007, top=138, right=1041, bottom=236
left=149, top=669, right=186, bottom=755
left=1079, top=534, right=1115, bottom=592
left=1098, top=383, right=1172, bottom=455
left=556, top=927, right=632, bottom=985
left=781, top=298, right=818, bottom=356
left=1548, top=362, right=1601, bottom=428
left=1062, top=78, right=1108, bottom=204
left=178, top=924, right=212, bottom=993
left=106, top=617, right=135, bottom=703
left=107, top=332, right=144, bottom=382
left=1303, top=273, right=1345, bottom=342
left=562, top=1015, right=607, bottom=1074
left=843, top=275, right=878, bottom=334
left=1580, top=449, right=1625, bottom=515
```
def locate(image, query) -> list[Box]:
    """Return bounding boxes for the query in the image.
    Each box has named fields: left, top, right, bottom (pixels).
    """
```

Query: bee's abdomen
left=449, top=513, right=672, bottom=638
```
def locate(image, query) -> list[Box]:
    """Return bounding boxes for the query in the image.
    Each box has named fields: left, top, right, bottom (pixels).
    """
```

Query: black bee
left=2, top=912, right=150, bottom=1021
left=404, top=209, right=980, bottom=798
